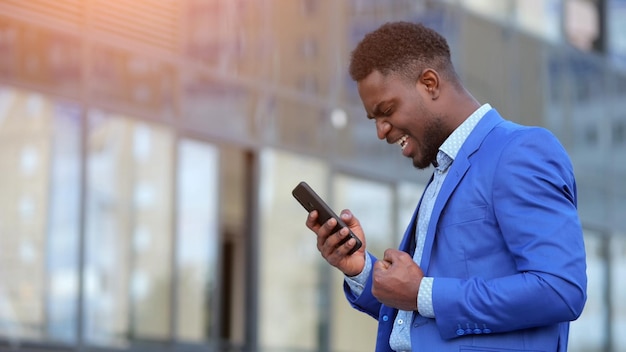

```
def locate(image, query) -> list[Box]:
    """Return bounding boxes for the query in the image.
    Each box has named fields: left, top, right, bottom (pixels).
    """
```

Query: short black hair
left=349, top=21, right=456, bottom=84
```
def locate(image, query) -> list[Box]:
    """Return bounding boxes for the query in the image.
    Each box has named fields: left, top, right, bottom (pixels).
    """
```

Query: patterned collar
left=437, top=103, right=492, bottom=170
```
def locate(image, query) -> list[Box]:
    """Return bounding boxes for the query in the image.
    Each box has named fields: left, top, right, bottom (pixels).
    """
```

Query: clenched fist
left=372, top=248, right=424, bottom=311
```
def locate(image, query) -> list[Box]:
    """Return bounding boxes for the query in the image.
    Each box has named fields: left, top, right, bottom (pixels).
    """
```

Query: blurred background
left=0, top=0, right=624, bottom=351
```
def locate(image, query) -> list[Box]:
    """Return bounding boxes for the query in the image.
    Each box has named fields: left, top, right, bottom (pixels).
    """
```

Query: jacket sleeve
left=432, top=128, right=587, bottom=339
left=343, top=252, right=383, bottom=320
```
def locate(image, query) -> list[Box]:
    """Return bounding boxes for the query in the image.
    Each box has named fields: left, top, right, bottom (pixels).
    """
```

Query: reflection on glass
left=175, top=139, right=219, bottom=342
left=610, top=235, right=626, bottom=349
left=90, top=45, right=177, bottom=118
left=185, top=0, right=268, bottom=77
left=333, top=176, right=393, bottom=258
left=569, top=232, right=606, bottom=351
left=335, top=106, right=419, bottom=182
left=85, top=111, right=174, bottom=345
left=0, top=89, right=47, bottom=340
left=514, top=0, right=561, bottom=42
left=608, top=0, right=626, bottom=67
left=258, top=149, right=328, bottom=351
left=0, top=87, right=81, bottom=344
left=272, top=99, right=329, bottom=154
left=462, top=0, right=512, bottom=22
left=332, top=175, right=394, bottom=352
left=184, top=73, right=253, bottom=140
left=46, top=103, right=81, bottom=343
left=396, top=182, right=425, bottom=246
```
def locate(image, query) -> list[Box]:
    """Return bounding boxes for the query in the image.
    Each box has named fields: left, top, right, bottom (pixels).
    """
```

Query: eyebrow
left=366, top=102, right=384, bottom=120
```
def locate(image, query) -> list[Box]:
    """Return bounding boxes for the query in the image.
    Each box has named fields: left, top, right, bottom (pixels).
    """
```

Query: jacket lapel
left=418, top=109, right=504, bottom=273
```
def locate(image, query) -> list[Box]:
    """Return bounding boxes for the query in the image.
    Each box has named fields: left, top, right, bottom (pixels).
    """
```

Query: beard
left=412, top=114, right=449, bottom=170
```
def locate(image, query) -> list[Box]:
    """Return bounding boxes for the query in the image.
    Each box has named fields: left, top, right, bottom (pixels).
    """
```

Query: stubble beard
left=412, top=114, right=449, bottom=170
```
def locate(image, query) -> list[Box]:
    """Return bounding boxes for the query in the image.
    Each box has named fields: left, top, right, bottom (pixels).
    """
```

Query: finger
left=383, top=248, right=400, bottom=263
left=317, top=218, right=351, bottom=253
left=319, top=225, right=350, bottom=254
left=339, top=210, right=365, bottom=246
left=385, top=249, right=413, bottom=266
left=305, top=210, right=320, bottom=230
left=373, top=260, right=384, bottom=273
left=340, top=209, right=360, bottom=228
left=339, top=209, right=352, bottom=221
left=323, top=216, right=339, bottom=234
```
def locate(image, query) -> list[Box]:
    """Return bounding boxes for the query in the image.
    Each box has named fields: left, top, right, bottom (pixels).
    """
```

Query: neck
left=445, top=87, right=481, bottom=129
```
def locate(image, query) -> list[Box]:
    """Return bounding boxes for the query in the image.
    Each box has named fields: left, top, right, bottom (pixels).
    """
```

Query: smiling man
left=304, top=22, right=587, bottom=351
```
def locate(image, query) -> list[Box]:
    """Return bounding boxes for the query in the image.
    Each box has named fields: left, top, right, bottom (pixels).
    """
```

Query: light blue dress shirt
left=345, top=104, right=492, bottom=351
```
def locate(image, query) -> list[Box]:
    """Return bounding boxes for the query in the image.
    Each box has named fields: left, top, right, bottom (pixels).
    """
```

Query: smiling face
left=357, top=70, right=451, bottom=169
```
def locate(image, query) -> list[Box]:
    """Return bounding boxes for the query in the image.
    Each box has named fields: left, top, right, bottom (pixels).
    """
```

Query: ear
left=418, top=69, right=440, bottom=100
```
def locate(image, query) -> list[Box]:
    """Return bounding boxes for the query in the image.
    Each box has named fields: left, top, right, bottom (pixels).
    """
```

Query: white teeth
left=396, top=135, right=408, bottom=150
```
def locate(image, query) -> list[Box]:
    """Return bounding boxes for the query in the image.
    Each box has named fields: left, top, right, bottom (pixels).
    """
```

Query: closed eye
left=368, top=103, right=393, bottom=120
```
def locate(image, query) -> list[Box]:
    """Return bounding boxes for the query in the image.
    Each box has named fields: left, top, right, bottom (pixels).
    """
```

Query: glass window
left=174, top=139, right=219, bottom=342
left=333, top=176, right=394, bottom=258
left=0, top=90, right=50, bottom=342
left=514, top=0, right=561, bottom=42
left=0, top=87, right=81, bottom=344
left=569, top=232, right=607, bottom=351
left=300, top=0, right=318, bottom=16
left=257, top=149, right=329, bottom=351
left=608, top=0, right=626, bottom=67
left=90, top=45, right=178, bottom=119
left=216, top=147, right=249, bottom=347
left=84, top=111, right=174, bottom=346
left=299, top=37, right=318, bottom=59
left=564, top=0, right=602, bottom=52
left=271, top=100, right=331, bottom=155
left=183, top=73, right=253, bottom=141
left=612, top=119, right=626, bottom=146
left=610, top=234, right=626, bottom=349
left=396, top=182, right=426, bottom=246
left=46, top=102, right=82, bottom=343
left=565, top=53, right=609, bottom=166
left=462, top=0, right=513, bottom=22
left=185, top=0, right=268, bottom=77
left=297, top=75, right=319, bottom=95
left=331, top=175, right=395, bottom=352
left=336, top=106, right=420, bottom=182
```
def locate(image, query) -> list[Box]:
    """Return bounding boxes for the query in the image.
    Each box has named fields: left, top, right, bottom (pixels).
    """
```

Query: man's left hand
left=372, top=249, right=424, bottom=311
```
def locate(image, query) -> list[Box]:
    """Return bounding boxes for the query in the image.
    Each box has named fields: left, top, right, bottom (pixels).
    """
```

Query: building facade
left=0, top=0, right=624, bottom=351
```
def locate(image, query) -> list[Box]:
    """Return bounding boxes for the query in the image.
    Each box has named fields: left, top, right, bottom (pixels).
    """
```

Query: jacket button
left=382, top=315, right=389, bottom=322
left=456, top=329, right=465, bottom=336
left=473, top=328, right=482, bottom=334
left=482, top=328, right=492, bottom=334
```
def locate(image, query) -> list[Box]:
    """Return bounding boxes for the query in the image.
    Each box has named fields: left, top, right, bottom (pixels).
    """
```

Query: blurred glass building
left=0, top=0, right=624, bottom=351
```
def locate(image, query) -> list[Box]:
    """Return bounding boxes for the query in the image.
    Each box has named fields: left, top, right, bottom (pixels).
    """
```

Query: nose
left=375, top=119, right=390, bottom=140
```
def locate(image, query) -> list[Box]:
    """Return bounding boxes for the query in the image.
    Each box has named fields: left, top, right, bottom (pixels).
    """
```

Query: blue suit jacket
left=345, top=109, right=587, bottom=351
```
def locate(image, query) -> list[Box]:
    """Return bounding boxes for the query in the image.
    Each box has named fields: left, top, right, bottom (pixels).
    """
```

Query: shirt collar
left=438, top=103, right=492, bottom=168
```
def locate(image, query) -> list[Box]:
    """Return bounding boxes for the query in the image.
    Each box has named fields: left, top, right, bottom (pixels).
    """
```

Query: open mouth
left=396, top=135, right=409, bottom=150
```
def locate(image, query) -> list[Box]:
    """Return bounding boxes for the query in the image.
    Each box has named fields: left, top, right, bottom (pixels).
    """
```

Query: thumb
left=382, top=248, right=404, bottom=264
left=340, top=209, right=358, bottom=225
left=340, top=209, right=360, bottom=227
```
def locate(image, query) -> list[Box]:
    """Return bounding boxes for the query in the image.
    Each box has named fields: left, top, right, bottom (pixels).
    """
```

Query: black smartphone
left=292, top=181, right=362, bottom=255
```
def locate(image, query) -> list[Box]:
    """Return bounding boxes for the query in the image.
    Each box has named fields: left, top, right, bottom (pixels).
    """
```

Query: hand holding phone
left=292, top=181, right=363, bottom=255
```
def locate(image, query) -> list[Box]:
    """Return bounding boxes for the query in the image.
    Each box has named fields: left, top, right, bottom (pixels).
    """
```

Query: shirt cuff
left=344, top=253, right=372, bottom=297
left=417, top=277, right=435, bottom=318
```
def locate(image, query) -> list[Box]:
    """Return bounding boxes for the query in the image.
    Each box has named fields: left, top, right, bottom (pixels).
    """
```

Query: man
left=305, top=22, right=587, bottom=351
